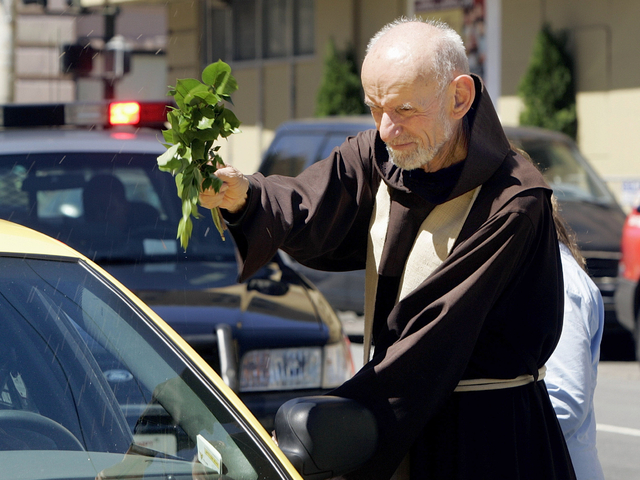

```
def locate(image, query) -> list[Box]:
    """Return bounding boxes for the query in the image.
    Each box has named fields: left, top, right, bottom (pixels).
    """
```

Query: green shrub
left=518, top=24, right=577, bottom=139
left=316, top=39, right=367, bottom=117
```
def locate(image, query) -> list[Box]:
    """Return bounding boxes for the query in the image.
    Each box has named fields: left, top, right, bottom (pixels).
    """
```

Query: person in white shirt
left=546, top=196, right=606, bottom=480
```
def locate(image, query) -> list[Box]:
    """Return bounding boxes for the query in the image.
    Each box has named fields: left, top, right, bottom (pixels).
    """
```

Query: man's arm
left=198, top=130, right=379, bottom=282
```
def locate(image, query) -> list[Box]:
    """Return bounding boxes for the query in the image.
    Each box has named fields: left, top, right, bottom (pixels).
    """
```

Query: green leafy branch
left=157, top=60, right=241, bottom=250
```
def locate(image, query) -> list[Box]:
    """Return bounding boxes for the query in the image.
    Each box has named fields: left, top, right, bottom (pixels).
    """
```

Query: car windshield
left=0, top=152, right=236, bottom=264
left=518, top=138, right=614, bottom=204
left=0, top=255, right=285, bottom=480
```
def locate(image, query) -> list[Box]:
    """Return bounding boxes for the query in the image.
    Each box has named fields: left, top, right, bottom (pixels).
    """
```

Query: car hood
left=102, top=260, right=329, bottom=352
left=558, top=199, right=626, bottom=253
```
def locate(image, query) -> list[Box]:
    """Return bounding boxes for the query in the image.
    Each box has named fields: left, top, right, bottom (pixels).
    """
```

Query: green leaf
left=183, top=83, right=211, bottom=107
left=190, top=200, right=200, bottom=218
left=203, top=61, right=228, bottom=85
left=210, top=154, right=225, bottom=168
left=192, top=127, right=221, bottom=144
left=187, top=184, right=200, bottom=201
left=193, top=90, right=220, bottom=106
left=191, top=138, right=206, bottom=164
left=219, top=109, right=241, bottom=137
left=182, top=198, right=193, bottom=218
left=219, top=94, right=234, bottom=106
left=202, top=61, right=239, bottom=97
left=157, top=144, right=180, bottom=168
left=158, top=61, right=241, bottom=250
left=197, top=116, right=215, bottom=130
left=175, top=78, right=205, bottom=95
left=202, top=167, right=224, bottom=192
left=177, top=216, right=193, bottom=250
left=158, top=157, right=182, bottom=173
left=175, top=173, right=184, bottom=197
left=215, top=71, right=238, bottom=97
left=161, top=129, right=175, bottom=144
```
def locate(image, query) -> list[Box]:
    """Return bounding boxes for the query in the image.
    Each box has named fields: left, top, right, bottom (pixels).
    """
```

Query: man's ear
left=450, top=75, right=475, bottom=119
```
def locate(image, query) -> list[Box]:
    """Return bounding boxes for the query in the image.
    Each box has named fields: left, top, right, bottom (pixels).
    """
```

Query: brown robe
left=226, top=77, right=575, bottom=480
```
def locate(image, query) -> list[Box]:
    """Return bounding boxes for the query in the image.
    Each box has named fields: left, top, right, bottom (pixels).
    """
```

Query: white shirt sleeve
left=545, top=243, right=605, bottom=480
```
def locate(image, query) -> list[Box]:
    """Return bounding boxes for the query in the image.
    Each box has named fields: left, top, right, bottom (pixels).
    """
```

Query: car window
left=261, top=133, right=325, bottom=176
left=0, top=152, right=237, bottom=264
left=519, top=139, right=613, bottom=203
left=318, top=131, right=364, bottom=160
left=0, top=255, right=285, bottom=480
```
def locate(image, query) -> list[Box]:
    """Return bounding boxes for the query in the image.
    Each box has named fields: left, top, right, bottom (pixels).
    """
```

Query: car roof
left=274, top=115, right=375, bottom=132
left=0, top=128, right=166, bottom=155
left=0, top=219, right=83, bottom=258
left=272, top=116, right=575, bottom=144
left=503, top=125, right=573, bottom=144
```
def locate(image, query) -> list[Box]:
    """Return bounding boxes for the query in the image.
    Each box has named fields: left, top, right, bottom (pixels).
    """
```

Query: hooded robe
left=225, top=76, right=576, bottom=480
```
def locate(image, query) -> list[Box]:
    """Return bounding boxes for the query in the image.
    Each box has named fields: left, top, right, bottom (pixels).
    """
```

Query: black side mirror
left=274, top=396, right=378, bottom=480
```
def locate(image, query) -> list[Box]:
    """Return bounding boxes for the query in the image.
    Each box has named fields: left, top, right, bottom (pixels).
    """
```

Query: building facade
left=74, top=0, right=640, bottom=208
left=0, top=0, right=167, bottom=104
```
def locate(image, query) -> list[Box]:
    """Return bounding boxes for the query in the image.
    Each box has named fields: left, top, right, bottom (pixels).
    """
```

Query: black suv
left=259, top=116, right=627, bottom=346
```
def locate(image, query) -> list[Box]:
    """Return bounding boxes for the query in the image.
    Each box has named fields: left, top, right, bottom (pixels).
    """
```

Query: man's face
left=362, top=66, right=457, bottom=171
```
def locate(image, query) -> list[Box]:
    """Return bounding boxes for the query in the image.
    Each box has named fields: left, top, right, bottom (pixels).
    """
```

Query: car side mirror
left=274, top=396, right=377, bottom=480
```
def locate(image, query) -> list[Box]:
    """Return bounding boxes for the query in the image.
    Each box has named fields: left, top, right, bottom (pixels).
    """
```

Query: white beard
left=387, top=105, right=456, bottom=171
left=387, top=140, right=444, bottom=170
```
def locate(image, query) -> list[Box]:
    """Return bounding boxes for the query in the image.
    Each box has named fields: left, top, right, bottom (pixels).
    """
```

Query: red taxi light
left=138, top=102, right=170, bottom=125
left=109, top=102, right=140, bottom=125
left=108, top=101, right=169, bottom=127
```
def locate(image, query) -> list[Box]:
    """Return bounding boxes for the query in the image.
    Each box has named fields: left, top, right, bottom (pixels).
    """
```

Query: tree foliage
left=518, top=24, right=577, bottom=139
left=316, top=39, right=367, bottom=117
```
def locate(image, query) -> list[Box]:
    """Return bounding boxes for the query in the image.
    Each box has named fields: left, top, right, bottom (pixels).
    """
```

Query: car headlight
left=239, top=338, right=354, bottom=392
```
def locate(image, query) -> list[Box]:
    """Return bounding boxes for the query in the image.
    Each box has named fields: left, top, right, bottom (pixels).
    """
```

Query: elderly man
left=201, top=18, right=576, bottom=480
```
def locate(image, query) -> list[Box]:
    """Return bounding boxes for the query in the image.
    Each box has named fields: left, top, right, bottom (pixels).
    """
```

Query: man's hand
left=200, top=166, right=249, bottom=214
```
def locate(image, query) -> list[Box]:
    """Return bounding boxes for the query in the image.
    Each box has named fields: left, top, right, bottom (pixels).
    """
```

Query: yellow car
left=0, top=220, right=376, bottom=480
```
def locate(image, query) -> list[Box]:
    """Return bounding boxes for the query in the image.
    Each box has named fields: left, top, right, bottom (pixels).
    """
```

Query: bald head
left=364, top=19, right=470, bottom=94
left=360, top=18, right=475, bottom=173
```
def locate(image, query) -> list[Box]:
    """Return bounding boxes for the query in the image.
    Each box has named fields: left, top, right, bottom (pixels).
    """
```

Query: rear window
left=261, top=133, right=326, bottom=177
left=260, top=125, right=373, bottom=178
left=518, top=139, right=614, bottom=204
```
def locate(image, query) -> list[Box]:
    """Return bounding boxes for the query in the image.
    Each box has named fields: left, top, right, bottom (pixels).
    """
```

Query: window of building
left=203, top=0, right=314, bottom=64
left=263, top=0, right=287, bottom=59
left=293, top=0, right=314, bottom=55
left=233, top=0, right=257, bottom=61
